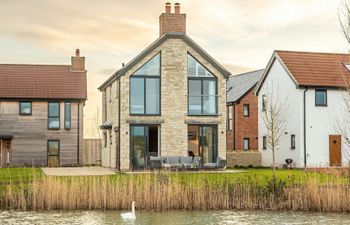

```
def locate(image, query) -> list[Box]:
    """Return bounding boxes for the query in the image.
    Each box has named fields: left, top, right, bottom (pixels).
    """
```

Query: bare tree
left=262, top=86, right=289, bottom=189
left=336, top=0, right=350, bottom=167
left=90, top=107, right=102, bottom=140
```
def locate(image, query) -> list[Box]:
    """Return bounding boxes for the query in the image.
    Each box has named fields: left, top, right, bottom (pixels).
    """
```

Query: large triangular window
left=187, top=53, right=217, bottom=115
left=187, top=54, right=214, bottom=77
left=133, top=53, right=160, bottom=76
left=130, top=53, right=161, bottom=115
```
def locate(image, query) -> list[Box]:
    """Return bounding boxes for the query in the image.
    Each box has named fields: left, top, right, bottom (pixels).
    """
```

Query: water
left=1, top=210, right=350, bottom=225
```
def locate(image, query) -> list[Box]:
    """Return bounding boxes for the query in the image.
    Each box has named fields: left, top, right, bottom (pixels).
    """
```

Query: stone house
left=98, top=3, right=230, bottom=171
left=255, top=50, right=350, bottom=168
left=0, top=50, right=87, bottom=167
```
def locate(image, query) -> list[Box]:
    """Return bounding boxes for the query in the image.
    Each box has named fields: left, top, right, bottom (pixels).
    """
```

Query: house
left=226, top=69, right=264, bottom=151
left=255, top=50, right=350, bottom=168
left=98, top=3, right=230, bottom=171
left=0, top=49, right=87, bottom=167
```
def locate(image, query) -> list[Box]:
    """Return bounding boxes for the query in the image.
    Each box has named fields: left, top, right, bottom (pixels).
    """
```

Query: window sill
left=315, top=105, right=328, bottom=107
left=129, top=114, right=161, bottom=117
left=19, top=114, right=32, bottom=116
left=187, top=114, right=219, bottom=117
left=48, top=128, right=60, bottom=130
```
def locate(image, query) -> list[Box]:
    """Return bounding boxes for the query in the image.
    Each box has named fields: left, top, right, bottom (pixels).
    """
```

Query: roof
left=98, top=32, right=231, bottom=90
left=0, top=64, right=87, bottom=100
left=227, top=69, right=264, bottom=103
left=276, top=50, right=350, bottom=87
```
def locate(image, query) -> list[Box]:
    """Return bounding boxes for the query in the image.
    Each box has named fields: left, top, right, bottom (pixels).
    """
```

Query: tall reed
left=0, top=171, right=349, bottom=212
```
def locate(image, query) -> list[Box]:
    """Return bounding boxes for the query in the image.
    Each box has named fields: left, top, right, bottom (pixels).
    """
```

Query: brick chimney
left=71, top=49, right=85, bottom=72
left=159, top=2, right=186, bottom=37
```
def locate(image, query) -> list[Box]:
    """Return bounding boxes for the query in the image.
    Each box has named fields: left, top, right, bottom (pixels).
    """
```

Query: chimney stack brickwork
left=71, top=48, right=85, bottom=71
left=159, top=3, right=186, bottom=37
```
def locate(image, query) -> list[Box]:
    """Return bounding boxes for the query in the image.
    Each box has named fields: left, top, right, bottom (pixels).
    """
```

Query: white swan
left=121, top=201, right=136, bottom=220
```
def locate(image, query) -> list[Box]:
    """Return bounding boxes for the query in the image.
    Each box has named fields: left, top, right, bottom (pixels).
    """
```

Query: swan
left=121, top=201, right=136, bottom=220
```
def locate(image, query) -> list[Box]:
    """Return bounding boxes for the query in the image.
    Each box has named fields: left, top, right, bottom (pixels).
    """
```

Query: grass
left=0, top=167, right=349, bottom=212
left=0, top=167, right=43, bottom=183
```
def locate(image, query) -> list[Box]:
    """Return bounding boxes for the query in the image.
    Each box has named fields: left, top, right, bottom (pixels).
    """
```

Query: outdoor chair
left=161, top=156, right=181, bottom=169
left=149, top=156, right=162, bottom=169
left=179, top=156, right=195, bottom=168
left=203, top=156, right=226, bottom=169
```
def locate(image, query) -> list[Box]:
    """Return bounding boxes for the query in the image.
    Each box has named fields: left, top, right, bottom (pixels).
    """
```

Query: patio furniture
left=193, top=156, right=201, bottom=167
left=203, top=156, right=226, bottom=169
left=149, top=156, right=162, bottom=169
left=162, top=156, right=181, bottom=169
left=180, top=156, right=195, bottom=168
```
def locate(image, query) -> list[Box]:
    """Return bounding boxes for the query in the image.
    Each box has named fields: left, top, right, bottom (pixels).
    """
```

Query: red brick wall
left=159, top=13, right=186, bottom=36
left=227, top=88, right=258, bottom=151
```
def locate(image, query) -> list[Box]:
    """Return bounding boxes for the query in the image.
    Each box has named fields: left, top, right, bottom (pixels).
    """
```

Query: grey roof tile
left=227, top=69, right=264, bottom=103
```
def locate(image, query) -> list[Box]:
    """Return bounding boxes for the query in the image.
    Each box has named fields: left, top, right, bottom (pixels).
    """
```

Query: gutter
left=303, top=88, right=308, bottom=169
left=117, top=78, right=121, bottom=171
left=233, top=103, right=236, bottom=150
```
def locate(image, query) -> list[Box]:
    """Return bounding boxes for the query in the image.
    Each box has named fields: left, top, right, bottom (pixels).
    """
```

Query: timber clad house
left=256, top=50, right=350, bottom=168
left=0, top=50, right=87, bottom=167
left=226, top=70, right=263, bottom=151
left=99, top=3, right=230, bottom=171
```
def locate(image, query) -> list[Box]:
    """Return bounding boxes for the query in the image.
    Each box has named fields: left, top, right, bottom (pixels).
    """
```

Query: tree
left=261, top=86, right=289, bottom=190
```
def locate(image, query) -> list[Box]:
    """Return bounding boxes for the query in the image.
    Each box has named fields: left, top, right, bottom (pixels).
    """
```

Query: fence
left=83, top=139, right=101, bottom=165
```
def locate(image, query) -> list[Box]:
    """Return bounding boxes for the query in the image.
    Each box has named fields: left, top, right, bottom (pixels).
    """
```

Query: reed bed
left=0, top=170, right=349, bottom=212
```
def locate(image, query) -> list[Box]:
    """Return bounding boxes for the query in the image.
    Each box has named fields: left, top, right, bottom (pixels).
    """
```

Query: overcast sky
left=0, top=0, right=347, bottom=137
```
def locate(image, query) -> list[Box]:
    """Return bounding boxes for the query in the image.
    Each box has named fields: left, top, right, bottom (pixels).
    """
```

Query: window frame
left=243, top=138, right=250, bottom=151
left=291, top=134, right=296, bottom=149
left=262, top=94, right=266, bottom=111
left=64, top=102, right=71, bottom=130
left=243, top=104, right=250, bottom=117
left=187, top=53, right=218, bottom=116
left=262, top=136, right=267, bottom=150
left=103, top=131, right=107, bottom=148
left=227, top=105, right=233, bottom=131
left=19, top=101, right=32, bottom=116
left=47, top=139, right=60, bottom=166
left=315, top=89, right=327, bottom=106
left=48, top=101, right=60, bottom=130
left=129, top=52, right=161, bottom=116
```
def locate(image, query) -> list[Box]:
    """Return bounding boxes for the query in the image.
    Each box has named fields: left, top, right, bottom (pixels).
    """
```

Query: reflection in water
left=1, top=210, right=350, bottom=225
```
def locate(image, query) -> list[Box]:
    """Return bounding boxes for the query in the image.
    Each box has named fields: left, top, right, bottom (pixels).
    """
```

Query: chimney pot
left=165, top=2, right=171, bottom=14
left=75, top=49, right=80, bottom=57
left=174, top=3, right=180, bottom=14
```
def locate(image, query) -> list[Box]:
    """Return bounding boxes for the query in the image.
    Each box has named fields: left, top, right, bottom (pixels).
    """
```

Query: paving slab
left=42, top=167, right=117, bottom=176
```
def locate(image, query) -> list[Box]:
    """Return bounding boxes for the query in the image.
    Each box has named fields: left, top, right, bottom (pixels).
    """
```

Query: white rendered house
left=255, top=50, right=350, bottom=168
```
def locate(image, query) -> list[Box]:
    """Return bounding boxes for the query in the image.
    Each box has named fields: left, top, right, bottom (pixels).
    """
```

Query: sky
left=0, top=0, right=348, bottom=138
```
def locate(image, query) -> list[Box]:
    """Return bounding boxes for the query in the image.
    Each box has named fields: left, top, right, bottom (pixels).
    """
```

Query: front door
left=48, top=140, right=60, bottom=167
left=0, top=140, right=11, bottom=168
left=329, top=135, right=341, bottom=166
left=130, top=125, right=159, bottom=170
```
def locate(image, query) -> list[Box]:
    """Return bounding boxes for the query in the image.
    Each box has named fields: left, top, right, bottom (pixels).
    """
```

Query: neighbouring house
left=226, top=70, right=263, bottom=167
left=98, top=3, right=230, bottom=171
left=255, top=50, right=350, bottom=168
left=0, top=49, right=87, bottom=167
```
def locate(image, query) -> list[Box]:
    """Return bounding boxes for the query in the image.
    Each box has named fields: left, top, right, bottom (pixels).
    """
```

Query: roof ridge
left=0, top=63, right=70, bottom=67
left=276, top=50, right=350, bottom=56
left=229, top=69, right=264, bottom=78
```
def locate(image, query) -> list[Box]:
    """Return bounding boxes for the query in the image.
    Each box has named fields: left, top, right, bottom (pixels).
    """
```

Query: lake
left=1, top=210, right=350, bottom=225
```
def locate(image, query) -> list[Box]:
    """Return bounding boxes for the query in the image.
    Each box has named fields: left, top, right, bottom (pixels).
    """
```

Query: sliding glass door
left=130, top=125, right=159, bottom=170
left=188, top=125, right=217, bottom=165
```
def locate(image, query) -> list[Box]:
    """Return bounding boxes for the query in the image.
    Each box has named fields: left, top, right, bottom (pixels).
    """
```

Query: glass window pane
left=203, top=80, right=216, bottom=95
left=20, top=102, right=31, bottom=114
left=48, top=141, right=59, bottom=155
left=243, top=139, right=249, bottom=150
left=133, top=53, right=160, bottom=76
left=315, top=90, right=326, bottom=105
left=187, top=54, right=214, bottom=77
left=130, top=78, right=145, bottom=114
left=189, top=80, right=201, bottom=95
left=65, top=102, right=71, bottom=129
left=49, top=118, right=60, bottom=129
left=203, top=96, right=216, bottom=114
left=146, top=78, right=160, bottom=114
left=49, top=103, right=59, bottom=117
left=189, top=96, right=201, bottom=114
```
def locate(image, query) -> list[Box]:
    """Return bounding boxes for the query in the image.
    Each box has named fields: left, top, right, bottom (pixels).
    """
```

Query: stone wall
left=227, top=151, right=261, bottom=167
left=115, top=38, right=227, bottom=171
